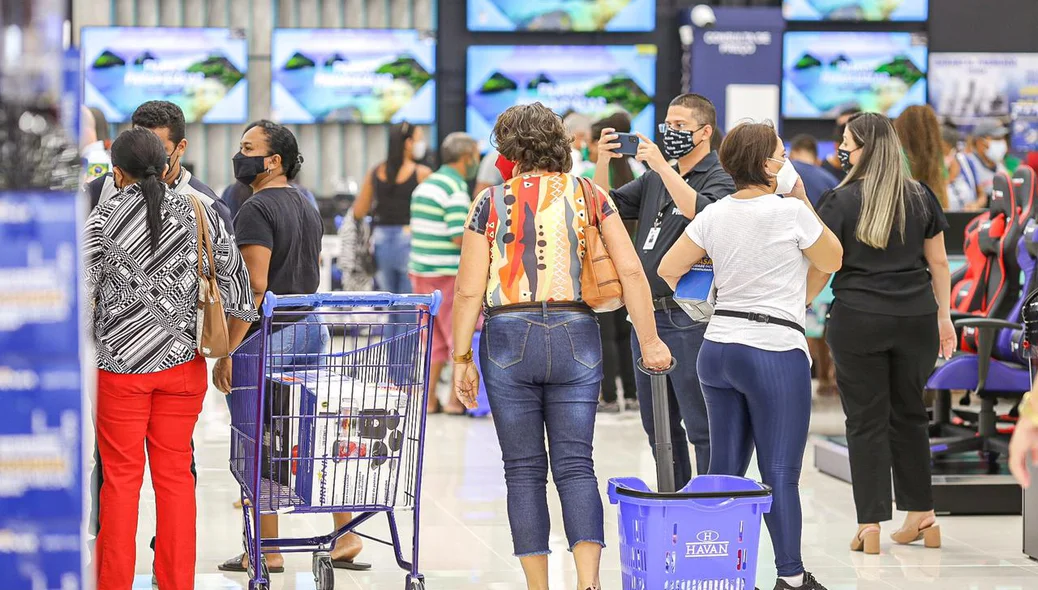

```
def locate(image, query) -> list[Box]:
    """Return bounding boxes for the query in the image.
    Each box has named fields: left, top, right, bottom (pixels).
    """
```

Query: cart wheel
left=407, top=574, right=425, bottom=590
left=313, top=552, right=334, bottom=590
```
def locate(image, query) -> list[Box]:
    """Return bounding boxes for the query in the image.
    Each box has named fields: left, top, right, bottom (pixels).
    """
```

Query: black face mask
left=837, top=148, right=857, bottom=173
left=662, top=124, right=705, bottom=160
left=233, top=151, right=269, bottom=185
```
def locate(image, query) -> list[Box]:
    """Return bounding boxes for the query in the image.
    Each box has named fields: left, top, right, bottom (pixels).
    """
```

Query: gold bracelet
left=452, top=349, right=473, bottom=364
left=1021, top=391, right=1037, bottom=426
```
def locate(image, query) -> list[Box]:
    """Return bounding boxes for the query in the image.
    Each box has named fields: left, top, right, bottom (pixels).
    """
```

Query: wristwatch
left=452, top=349, right=473, bottom=364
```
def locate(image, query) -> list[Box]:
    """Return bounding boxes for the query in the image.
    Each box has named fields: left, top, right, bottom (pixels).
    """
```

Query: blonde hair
left=840, top=113, right=915, bottom=250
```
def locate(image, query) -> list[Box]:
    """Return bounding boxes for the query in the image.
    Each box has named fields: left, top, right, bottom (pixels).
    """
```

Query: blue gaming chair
left=927, top=166, right=1037, bottom=458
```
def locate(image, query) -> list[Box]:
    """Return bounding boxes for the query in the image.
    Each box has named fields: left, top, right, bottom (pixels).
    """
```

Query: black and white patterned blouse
left=84, top=183, right=258, bottom=374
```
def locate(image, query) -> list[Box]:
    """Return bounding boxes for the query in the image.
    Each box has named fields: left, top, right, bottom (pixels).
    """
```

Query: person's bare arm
left=452, top=230, right=490, bottom=358
left=352, top=169, right=375, bottom=220
left=806, top=269, right=832, bottom=304
left=417, top=165, right=433, bottom=183
left=925, top=233, right=951, bottom=318
left=600, top=214, right=664, bottom=356
left=658, top=233, right=707, bottom=292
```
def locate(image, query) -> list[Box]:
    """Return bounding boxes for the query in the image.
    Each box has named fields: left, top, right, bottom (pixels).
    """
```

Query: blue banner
left=686, top=7, right=785, bottom=133
left=0, top=191, right=84, bottom=590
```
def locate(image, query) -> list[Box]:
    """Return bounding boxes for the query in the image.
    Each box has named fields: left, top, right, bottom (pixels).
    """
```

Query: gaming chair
left=927, top=166, right=1038, bottom=459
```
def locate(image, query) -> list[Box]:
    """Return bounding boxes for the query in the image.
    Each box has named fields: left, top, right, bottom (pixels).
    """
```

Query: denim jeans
left=373, top=225, right=414, bottom=383
left=268, top=314, right=330, bottom=371
left=698, top=340, right=812, bottom=577
left=479, top=308, right=605, bottom=557
left=631, top=308, right=710, bottom=488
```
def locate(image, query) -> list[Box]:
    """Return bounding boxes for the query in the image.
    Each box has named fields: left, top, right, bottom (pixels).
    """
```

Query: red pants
left=95, top=356, right=206, bottom=590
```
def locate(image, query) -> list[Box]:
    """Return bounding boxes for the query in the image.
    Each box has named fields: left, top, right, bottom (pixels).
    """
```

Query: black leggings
left=599, top=308, right=636, bottom=402
left=826, top=302, right=938, bottom=523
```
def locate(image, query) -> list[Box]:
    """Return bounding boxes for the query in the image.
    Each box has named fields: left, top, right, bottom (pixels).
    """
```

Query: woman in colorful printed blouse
left=450, top=102, right=671, bottom=590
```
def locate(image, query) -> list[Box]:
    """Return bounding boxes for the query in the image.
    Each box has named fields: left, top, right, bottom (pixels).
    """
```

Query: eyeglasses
left=658, top=122, right=706, bottom=134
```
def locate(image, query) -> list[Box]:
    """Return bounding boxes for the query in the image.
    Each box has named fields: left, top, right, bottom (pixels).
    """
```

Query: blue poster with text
left=0, top=191, right=84, bottom=590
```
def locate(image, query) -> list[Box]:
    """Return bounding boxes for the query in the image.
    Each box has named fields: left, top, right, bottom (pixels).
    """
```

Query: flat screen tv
left=466, top=45, right=657, bottom=149
left=782, top=0, right=928, bottom=21
left=80, top=27, right=248, bottom=124
left=782, top=31, right=928, bottom=119
left=468, top=0, right=656, bottom=32
left=271, top=28, right=436, bottom=125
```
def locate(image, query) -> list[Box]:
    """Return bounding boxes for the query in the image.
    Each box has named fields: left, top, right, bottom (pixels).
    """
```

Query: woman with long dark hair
left=352, top=121, right=432, bottom=295
left=812, top=112, right=955, bottom=554
left=85, top=128, right=255, bottom=590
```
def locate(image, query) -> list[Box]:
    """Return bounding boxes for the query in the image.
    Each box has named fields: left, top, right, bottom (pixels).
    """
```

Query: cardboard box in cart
left=266, top=370, right=408, bottom=507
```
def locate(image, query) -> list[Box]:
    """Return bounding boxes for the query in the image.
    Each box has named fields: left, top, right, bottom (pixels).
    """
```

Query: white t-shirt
left=684, top=194, right=824, bottom=358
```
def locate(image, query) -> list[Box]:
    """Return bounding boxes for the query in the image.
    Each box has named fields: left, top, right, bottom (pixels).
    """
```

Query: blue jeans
left=373, top=225, right=414, bottom=383
left=479, top=309, right=605, bottom=557
left=697, top=340, right=812, bottom=578
left=226, top=316, right=329, bottom=410
left=631, top=309, right=710, bottom=488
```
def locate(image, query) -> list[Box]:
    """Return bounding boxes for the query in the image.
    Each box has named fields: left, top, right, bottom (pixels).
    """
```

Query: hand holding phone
left=613, top=132, right=641, bottom=156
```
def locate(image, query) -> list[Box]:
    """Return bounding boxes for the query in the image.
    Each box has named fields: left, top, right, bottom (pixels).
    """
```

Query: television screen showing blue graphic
left=81, top=27, right=248, bottom=124
left=468, top=0, right=655, bottom=32
left=782, top=32, right=928, bottom=119
left=271, top=29, right=436, bottom=125
left=467, top=45, right=657, bottom=148
left=782, top=0, right=928, bottom=21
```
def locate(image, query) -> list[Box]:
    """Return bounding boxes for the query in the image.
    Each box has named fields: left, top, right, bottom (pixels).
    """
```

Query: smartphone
left=613, top=132, right=640, bottom=156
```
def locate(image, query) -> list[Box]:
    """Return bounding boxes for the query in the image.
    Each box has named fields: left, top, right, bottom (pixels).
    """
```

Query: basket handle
left=262, top=291, right=443, bottom=317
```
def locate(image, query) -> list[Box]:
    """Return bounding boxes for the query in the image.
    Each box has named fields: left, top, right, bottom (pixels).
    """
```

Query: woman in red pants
left=84, top=128, right=256, bottom=589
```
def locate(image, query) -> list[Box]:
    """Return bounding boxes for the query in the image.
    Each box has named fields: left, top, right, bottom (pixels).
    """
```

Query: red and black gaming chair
left=957, top=172, right=1025, bottom=352
left=951, top=173, right=1020, bottom=316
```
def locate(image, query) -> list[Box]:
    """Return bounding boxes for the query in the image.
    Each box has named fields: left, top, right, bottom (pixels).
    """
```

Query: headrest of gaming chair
left=1013, top=165, right=1037, bottom=221
left=989, top=171, right=1014, bottom=220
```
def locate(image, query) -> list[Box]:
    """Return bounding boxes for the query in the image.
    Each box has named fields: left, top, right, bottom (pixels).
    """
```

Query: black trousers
left=826, top=302, right=938, bottom=523
left=599, top=308, right=636, bottom=402
left=91, top=439, right=198, bottom=550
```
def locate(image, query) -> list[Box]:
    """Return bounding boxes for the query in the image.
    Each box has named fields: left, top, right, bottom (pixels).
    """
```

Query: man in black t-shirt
left=594, top=94, right=736, bottom=487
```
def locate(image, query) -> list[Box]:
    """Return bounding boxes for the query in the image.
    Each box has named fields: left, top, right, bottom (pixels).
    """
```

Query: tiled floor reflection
left=117, top=381, right=1037, bottom=589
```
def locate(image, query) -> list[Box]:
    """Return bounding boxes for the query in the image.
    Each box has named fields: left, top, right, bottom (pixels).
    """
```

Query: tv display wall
left=782, top=0, right=928, bottom=21
left=468, top=0, right=656, bottom=32
left=782, top=32, right=928, bottom=119
left=466, top=45, right=657, bottom=148
left=81, top=27, right=249, bottom=124
left=271, top=29, right=436, bottom=125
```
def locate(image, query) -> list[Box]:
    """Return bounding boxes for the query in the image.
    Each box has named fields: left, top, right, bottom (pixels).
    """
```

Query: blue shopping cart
left=229, top=291, right=441, bottom=590
left=609, top=361, right=773, bottom=590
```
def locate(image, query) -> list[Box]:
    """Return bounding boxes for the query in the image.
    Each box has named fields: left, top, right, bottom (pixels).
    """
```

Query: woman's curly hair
left=492, top=103, right=573, bottom=174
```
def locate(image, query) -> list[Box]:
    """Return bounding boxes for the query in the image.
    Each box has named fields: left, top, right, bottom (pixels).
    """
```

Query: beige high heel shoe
left=891, top=522, right=942, bottom=548
left=850, top=525, right=881, bottom=555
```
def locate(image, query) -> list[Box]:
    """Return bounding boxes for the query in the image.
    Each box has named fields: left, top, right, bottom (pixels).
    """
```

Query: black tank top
left=371, top=167, right=419, bottom=226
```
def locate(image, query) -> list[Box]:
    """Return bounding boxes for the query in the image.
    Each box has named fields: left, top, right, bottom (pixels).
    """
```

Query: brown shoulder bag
left=189, top=197, right=231, bottom=358
left=577, top=176, right=624, bottom=312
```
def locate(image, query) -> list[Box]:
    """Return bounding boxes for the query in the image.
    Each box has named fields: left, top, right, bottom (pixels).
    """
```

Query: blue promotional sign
left=0, top=191, right=84, bottom=590
left=686, top=7, right=785, bottom=133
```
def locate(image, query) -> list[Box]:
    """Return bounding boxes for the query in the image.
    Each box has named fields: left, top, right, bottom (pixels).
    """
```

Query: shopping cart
left=608, top=360, right=773, bottom=590
left=229, top=291, right=441, bottom=590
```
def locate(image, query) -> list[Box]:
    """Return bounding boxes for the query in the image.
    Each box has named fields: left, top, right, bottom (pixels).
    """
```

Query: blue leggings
left=697, top=340, right=812, bottom=577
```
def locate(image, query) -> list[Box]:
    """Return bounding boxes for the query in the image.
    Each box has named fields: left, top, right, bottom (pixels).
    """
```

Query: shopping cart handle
left=262, top=290, right=443, bottom=317
left=636, top=358, right=676, bottom=376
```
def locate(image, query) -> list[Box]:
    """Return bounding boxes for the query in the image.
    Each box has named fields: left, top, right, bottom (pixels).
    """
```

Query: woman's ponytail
left=140, top=166, right=164, bottom=254
left=110, top=128, right=170, bottom=255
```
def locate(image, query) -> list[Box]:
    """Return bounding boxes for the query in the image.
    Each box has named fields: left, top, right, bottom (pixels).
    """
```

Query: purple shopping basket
left=607, top=475, right=772, bottom=590
left=467, top=330, right=491, bottom=417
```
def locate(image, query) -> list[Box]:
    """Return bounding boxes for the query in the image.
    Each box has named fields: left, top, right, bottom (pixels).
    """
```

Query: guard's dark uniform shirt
left=610, top=151, right=736, bottom=298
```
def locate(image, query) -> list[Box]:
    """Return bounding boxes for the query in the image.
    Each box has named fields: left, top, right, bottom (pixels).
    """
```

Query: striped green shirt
left=409, top=165, right=471, bottom=276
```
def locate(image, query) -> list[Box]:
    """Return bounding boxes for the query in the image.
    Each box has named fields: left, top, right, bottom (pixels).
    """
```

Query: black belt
left=652, top=297, right=677, bottom=311
left=713, top=310, right=805, bottom=334
left=485, top=301, right=593, bottom=318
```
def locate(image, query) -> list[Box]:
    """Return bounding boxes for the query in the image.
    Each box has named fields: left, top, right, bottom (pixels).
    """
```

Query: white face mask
left=769, top=157, right=800, bottom=195
left=985, top=139, right=1008, bottom=163
left=411, top=140, right=427, bottom=161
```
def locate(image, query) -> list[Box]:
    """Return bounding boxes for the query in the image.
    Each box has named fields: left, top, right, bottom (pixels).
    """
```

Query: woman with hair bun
left=85, top=127, right=255, bottom=590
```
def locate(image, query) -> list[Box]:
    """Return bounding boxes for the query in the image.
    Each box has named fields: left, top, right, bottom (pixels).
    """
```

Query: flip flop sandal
left=217, top=553, right=285, bottom=574
left=331, top=557, right=372, bottom=571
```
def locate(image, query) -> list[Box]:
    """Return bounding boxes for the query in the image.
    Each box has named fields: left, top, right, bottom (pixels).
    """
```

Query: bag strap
left=189, top=196, right=216, bottom=281
left=577, top=176, right=599, bottom=228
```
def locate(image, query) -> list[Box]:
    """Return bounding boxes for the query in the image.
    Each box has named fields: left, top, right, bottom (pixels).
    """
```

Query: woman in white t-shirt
left=658, top=121, right=843, bottom=590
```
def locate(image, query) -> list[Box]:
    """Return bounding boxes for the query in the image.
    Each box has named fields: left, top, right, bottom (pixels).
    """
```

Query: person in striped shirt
left=410, top=132, right=481, bottom=414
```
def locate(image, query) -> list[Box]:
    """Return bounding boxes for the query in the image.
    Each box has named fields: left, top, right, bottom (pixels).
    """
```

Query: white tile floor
left=120, top=385, right=1038, bottom=590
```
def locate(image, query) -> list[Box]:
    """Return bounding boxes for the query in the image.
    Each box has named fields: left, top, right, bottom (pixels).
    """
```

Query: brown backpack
left=188, top=197, right=230, bottom=358
left=576, top=176, right=624, bottom=312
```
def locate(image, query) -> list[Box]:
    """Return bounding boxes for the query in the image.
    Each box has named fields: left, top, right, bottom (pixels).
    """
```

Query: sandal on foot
left=331, top=557, right=371, bottom=570
left=217, top=553, right=285, bottom=574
